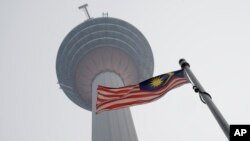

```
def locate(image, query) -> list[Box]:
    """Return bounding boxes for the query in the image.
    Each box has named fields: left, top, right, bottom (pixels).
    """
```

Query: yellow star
left=150, top=77, right=163, bottom=87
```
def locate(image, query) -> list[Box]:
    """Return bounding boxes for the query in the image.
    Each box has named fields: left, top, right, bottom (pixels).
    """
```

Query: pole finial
left=179, top=58, right=190, bottom=68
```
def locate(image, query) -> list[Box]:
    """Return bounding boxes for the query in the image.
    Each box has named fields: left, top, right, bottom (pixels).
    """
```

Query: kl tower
left=56, top=4, right=154, bottom=141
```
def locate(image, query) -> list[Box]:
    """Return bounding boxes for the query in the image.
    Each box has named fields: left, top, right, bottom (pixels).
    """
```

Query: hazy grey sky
left=1, top=0, right=250, bottom=141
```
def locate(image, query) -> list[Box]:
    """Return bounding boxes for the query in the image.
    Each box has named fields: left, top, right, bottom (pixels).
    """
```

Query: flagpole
left=179, top=59, right=230, bottom=140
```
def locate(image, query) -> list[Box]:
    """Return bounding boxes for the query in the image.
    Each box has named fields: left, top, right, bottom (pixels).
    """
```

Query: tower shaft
left=92, top=72, right=138, bottom=141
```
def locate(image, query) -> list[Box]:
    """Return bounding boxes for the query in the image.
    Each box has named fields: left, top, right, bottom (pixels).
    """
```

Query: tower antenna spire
left=79, top=4, right=91, bottom=19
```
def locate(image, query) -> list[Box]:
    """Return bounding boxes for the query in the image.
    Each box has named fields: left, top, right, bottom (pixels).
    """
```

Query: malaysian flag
left=96, top=69, right=190, bottom=114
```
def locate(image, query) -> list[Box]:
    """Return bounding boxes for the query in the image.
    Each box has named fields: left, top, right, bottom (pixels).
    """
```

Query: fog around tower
left=1, top=0, right=250, bottom=141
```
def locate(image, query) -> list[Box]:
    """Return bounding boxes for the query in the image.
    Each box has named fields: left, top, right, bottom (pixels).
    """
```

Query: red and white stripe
left=96, top=77, right=189, bottom=113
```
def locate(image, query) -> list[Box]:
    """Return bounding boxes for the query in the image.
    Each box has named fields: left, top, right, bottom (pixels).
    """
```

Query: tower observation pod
left=56, top=17, right=154, bottom=141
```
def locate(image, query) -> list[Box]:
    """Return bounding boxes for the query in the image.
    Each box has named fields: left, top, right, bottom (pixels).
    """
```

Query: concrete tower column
left=92, top=72, right=137, bottom=141
left=56, top=17, right=154, bottom=141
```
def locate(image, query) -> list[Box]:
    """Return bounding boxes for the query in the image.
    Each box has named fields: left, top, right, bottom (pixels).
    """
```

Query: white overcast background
left=1, top=0, right=250, bottom=141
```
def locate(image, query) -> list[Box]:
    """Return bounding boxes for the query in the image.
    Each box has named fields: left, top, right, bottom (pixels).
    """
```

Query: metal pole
left=79, top=4, right=91, bottom=19
left=179, top=59, right=230, bottom=140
